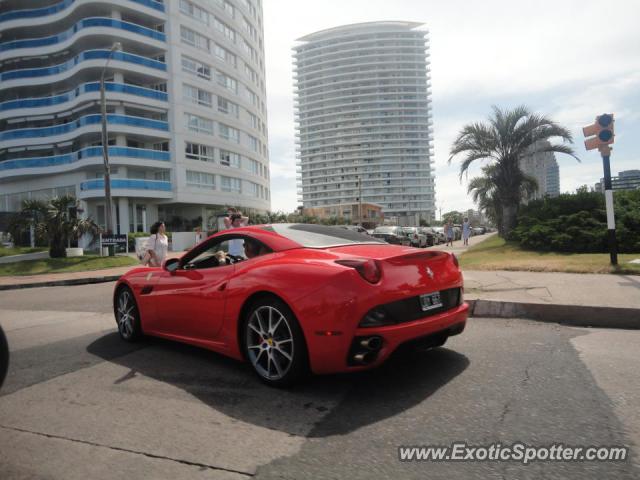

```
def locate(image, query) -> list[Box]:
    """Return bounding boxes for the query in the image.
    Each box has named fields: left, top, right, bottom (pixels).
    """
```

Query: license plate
left=419, top=291, right=443, bottom=311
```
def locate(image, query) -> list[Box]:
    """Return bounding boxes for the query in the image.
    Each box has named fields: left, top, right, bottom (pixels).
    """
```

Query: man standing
left=224, top=208, right=249, bottom=258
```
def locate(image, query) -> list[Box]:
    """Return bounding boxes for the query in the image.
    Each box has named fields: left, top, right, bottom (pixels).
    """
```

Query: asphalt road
left=0, top=283, right=639, bottom=479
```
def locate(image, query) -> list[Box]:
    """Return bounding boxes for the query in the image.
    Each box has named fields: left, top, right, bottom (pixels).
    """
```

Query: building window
left=245, top=157, right=259, bottom=174
left=217, top=72, right=238, bottom=93
left=217, top=96, right=239, bottom=116
left=247, top=111, right=259, bottom=129
left=180, top=0, right=209, bottom=24
left=248, top=134, right=259, bottom=152
left=183, top=84, right=213, bottom=108
left=219, top=149, right=241, bottom=168
left=244, top=63, right=259, bottom=85
left=181, top=55, right=211, bottom=80
left=214, top=44, right=236, bottom=67
left=246, top=181, right=259, bottom=197
left=184, top=113, right=214, bottom=135
left=185, top=142, right=215, bottom=162
left=154, top=170, right=170, bottom=181
left=220, top=175, right=241, bottom=193
left=181, top=25, right=210, bottom=52
left=219, top=123, right=240, bottom=143
left=187, top=170, right=216, bottom=189
left=214, top=17, right=236, bottom=42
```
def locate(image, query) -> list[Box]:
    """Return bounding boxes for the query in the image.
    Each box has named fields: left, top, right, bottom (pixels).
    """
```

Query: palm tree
left=13, top=196, right=99, bottom=258
left=449, top=105, right=578, bottom=236
left=467, top=164, right=539, bottom=235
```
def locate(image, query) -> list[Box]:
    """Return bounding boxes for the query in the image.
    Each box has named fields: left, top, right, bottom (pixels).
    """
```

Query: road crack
left=0, top=424, right=253, bottom=477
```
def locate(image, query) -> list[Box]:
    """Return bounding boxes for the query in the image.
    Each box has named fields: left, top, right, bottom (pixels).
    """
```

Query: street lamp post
left=100, top=42, right=122, bottom=235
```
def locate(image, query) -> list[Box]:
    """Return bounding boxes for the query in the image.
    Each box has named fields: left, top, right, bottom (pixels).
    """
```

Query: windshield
left=263, top=223, right=384, bottom=248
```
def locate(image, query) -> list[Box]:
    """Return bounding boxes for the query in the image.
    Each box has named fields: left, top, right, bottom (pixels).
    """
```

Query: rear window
left=263, top=224, right=385, bottom=248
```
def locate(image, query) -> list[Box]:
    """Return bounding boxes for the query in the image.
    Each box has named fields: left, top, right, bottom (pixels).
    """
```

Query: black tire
left=114, top=286, right=143, bottom=342
left=242, top=296, right=308, bottom=387
left=0, top=325, right=9, bottom=390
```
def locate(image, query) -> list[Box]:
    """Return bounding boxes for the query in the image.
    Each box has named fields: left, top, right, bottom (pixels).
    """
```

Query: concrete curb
left=467, top=299, right=640, bottom=330
left=0, top=275, right=121, bottom=291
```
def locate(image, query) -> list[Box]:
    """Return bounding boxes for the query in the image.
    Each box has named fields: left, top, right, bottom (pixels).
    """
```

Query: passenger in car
left=244, top=240, right=267, bottom=259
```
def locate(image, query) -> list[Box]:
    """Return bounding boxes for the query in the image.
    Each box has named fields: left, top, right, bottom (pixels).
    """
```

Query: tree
left=449, top=105, right=578, bottom=237
left=467, top=164, right=538, bottom=233
left=12, top=196, right=99, bottom=258
left=442, top=210, right=464, bottom=224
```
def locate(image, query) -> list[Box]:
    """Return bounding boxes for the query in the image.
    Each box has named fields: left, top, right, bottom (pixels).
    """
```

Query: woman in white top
left=143, top=221, right=169, bottom=267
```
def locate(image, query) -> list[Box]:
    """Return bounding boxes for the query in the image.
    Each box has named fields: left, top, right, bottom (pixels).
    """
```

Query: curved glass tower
left=0, top=0, right=270, bottom=235
left=294, top=21, right=434, bottom=224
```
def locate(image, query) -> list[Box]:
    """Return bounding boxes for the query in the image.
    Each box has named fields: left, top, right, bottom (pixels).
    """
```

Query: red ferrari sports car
left=114, top=224, right=468, bottom=386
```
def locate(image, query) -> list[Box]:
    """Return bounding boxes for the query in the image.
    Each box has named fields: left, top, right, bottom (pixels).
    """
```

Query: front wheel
left=115, top=287, right=143, bottom=342
left=243, top=297, right=308, bottom=387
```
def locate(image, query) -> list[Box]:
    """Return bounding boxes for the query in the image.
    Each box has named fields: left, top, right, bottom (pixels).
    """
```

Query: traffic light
left=583, top=113, right=614, bottom=150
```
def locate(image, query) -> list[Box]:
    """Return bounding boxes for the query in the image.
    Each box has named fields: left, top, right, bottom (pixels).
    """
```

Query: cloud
left=263, top=0, right=640, bottom=214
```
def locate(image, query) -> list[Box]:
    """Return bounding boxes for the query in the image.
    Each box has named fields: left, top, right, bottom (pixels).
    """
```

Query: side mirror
left=162, top=257, right=180, bottom=273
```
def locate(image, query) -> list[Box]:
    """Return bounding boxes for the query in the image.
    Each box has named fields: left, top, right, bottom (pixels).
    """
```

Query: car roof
left=207, top=223, right=383, bottom=250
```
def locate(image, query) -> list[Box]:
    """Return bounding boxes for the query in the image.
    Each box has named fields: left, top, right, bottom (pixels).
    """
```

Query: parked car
left=371, top=226, right=412, bottom=246
left=338, top=225, right=369, bottom=235
left=472, top=227, right=484, bottom=236
left=418, top=227, right=437, bottom=246
left=452, top=226, right=462, bottom=241
left=113, top=224, right=468, bottom=386
left=432, top=227, right=446, bottom=244
left=400, top=227, right=428, bottom=248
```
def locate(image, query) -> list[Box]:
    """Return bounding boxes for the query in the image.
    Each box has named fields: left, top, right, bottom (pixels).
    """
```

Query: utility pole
left=357, top=176, right=363, bottom=226
left=100, top=42, right=121, bottom=236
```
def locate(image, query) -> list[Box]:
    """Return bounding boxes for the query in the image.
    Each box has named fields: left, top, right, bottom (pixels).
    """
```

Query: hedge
left=511, top=190, right=640, bottom=253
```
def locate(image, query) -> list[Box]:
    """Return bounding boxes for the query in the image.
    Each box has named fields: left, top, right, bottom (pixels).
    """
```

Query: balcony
left=0, top=17, right=165, bottom=55
left=1, top=49, right=166, bottom=83
left=79, top=178, right=172, bottom=199
left=0, top=146, right=170, bottom=176
left=0, top=0, right=165, bottom=24
left=0, top=82, right=167, bottom=115
left=0, top=114, right=168, bottom=142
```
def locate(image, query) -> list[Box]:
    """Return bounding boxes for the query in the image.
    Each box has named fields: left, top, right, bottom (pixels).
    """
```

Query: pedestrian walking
left=141, top=221, right=169, bottom=267
left=462, top=217, right=471, bottom=246
left=445, top=218, right=454, bottom=247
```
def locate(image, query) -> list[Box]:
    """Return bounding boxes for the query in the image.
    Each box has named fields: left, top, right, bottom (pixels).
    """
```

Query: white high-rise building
left=293, top=22, right=435, bottom=225
left=520, top=140, right=560, bottom=199
left=0, top=0, right=270, bottom=236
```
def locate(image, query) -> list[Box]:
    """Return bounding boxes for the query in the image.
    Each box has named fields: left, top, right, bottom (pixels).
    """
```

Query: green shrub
left=512, top=190, right=640, bottom=253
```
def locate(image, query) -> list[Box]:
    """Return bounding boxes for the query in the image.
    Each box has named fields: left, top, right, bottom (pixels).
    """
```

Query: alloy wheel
left=246, top=305, right=294, bottom=381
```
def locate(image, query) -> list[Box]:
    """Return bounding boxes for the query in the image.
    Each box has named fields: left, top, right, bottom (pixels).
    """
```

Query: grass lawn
left=0, top=246, right=47, bottom=257
left=460, top=235, right=640, bottom=275
left=0, top=255, right=139, bottom=276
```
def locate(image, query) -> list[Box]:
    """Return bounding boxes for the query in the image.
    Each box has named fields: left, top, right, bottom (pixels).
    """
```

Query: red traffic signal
left=583, top=114, right=614, bottom=150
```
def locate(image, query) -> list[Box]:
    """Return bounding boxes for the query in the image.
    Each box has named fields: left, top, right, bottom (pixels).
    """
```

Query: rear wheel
left=243, top=297, right=308, bottom=387
left=115, top=287, right=143, bottom=342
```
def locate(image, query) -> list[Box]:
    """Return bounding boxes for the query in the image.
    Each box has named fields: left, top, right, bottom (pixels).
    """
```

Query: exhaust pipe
left=353, top=351, right=377, bottom=365
left=359, top=336, right=382, bottom=350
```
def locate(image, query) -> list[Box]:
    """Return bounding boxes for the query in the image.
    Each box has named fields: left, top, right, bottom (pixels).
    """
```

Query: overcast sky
left=263, top=0, right=640, bottom=215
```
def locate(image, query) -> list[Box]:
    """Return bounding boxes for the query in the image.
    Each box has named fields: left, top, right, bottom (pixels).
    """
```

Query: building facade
left=520, top=140, right=560, bottom=200
left=293, top=22, right=435, bottom=226
left=594, top=169, right=640, bottom=192
left=0, top=0, right=270, bottom=237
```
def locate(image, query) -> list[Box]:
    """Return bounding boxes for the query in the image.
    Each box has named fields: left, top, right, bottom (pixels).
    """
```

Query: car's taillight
left=335, top=259, right=381, bottom=284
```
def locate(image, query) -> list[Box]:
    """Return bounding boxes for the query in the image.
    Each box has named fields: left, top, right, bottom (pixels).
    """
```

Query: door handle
left=218, top=283, right=227, bottom=291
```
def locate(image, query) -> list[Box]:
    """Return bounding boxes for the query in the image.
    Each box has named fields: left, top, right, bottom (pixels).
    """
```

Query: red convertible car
left=114, top=224, right=468, bottom=386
